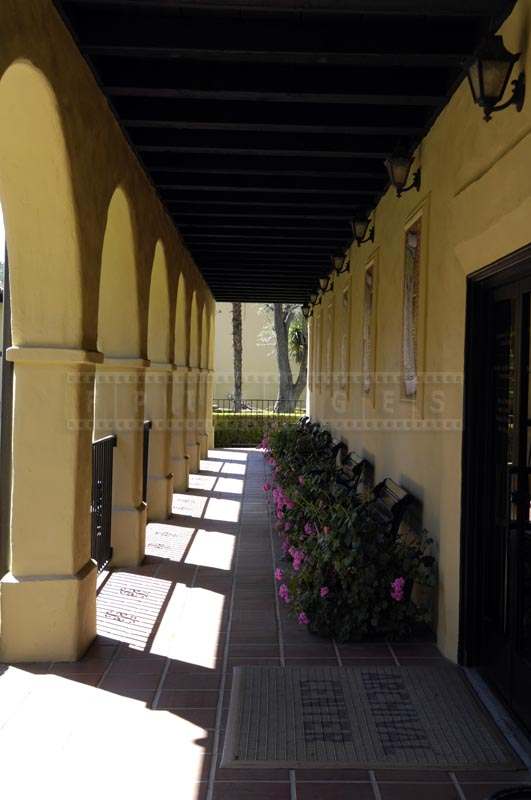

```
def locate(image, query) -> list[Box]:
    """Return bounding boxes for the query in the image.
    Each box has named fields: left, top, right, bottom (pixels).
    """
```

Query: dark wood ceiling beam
left=179, top=222, right=348, bottom=231
left=107, top=86, right=445, bottom=107
left=186, top=231, right=346, bottom=240
left=125, top=120, right=423, bottom=136
left=150, top=166, right=384, bottom=179
left=59, top=0, right=508, bottom=17
left=86, top=46, right=468, bottom=68
left=169, top=199, right=362, bottom=209
left=170, top=210, right=352, bottom=220
left=159, top=184, right=376, bottom=196
left=139, top=145, right=389, bottom=159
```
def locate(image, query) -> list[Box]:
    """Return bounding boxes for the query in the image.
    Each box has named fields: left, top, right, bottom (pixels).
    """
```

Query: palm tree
left=232, top=302, right=243, bottom=412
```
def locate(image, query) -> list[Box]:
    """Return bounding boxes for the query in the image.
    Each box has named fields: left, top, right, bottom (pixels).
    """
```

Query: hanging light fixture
left=309, top=291, right=321, bottom=306
left=384, top=145, right=421, bottom=198
left=302, top=303, right=312, bottom=319
left=351, top=213, right=375, bottom=247
left=466, top=33, right=525, bottom=121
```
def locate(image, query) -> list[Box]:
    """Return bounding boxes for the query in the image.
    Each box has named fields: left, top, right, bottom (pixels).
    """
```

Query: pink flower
left=263, top=482, right=271, bottom=492
left=323, top=526, right=330, bottom=535
left=286, top=500, right=295, bottom=510
left=391, top=576, right=406, bottom=602
left=292, top=550, right=304, bottom=572
left=281, top=540, right=289, bottom=554
left=276, top=509, right=284, bottom=520
left=304, top=521, right=315, bottom=536
left=275, top=568, right=283, bottom=582
left=284, top=522, right=292, bottom=532
left=320, top=586, right=329, bottom=598
left=298, top=475, right=305, bottom=486
left=298, top=612, right=309, bottom=625
left=278, top=584, right=290, bottom=603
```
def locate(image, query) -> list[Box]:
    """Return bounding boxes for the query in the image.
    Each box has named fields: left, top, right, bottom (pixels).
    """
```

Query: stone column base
left=110, top=504, right=147, bottom=567
left=147, top=475, right=172, bottom=522
left=171, top=456, right=188, bottom=493
left=0, top=561, right=96, bottom=663
left=186, top=442, right=200, bottom=474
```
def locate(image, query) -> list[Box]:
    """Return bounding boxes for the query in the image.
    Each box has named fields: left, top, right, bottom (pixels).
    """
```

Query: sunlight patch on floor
left=172, top=492, right=208, bottom=517
left=215, top=476, right=244, bottom=495
left=97, top=571, right=172, bottom=649
left=221, top=461, right=246, bottom=476
left=185, top=529, right=235, bottom=571
left=199, top=458, right=223, bottom=472
left=145, top=523, right=195, bottom=561
left=0, top=668, right=210, bottom=797
left=204, top=496, right=241, bottom=522
left=188, top=473, right=217, bottom=491
left=208, top=449, right=248, bottom=462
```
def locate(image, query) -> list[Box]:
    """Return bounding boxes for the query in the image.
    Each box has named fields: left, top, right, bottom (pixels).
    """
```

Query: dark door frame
left=459, top=241, right=531, bottom=667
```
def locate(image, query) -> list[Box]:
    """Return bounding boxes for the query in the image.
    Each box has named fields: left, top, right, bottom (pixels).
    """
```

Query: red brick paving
left=3, top=448, right=530, bottom=800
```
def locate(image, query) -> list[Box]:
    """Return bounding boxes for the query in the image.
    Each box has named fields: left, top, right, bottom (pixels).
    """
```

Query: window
left=362, top=265, right=374, bottom=394
left=402, top=218, right=422, bottom=398
left=338, top=287, right=351, bottom=390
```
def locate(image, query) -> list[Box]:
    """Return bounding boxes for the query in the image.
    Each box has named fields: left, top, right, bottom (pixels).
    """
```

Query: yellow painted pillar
left=186, top=367, right=201, bottom=474
left=0, top=346, right=99, bottom=662
left=170, top=365, right=188, bottom=492
left=197, top=367, right=209, bottom=459
left=93, top=358, right=148, bottom=567
left=206, top=368, right=215, bottom=450
left=145, top=362, right=173, bottom=521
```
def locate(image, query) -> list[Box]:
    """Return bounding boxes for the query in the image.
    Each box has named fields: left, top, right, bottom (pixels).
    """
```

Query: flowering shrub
left=262, top=424, right=436, bottom=641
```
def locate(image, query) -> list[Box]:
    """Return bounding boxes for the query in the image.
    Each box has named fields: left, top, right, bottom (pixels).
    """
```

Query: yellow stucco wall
left=308, top=0, right=531, bottom=662
left=214, top=302, right=300, bottom=402
left=0, top=0, right=215, bottom=661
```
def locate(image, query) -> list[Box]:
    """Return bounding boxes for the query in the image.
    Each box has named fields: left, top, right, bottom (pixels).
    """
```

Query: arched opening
left=97, top=186, right=141, bottom=359
left=189, top=290, right=200, bottom=369
left=94, top=186, right=144, bottom=567
left=0, top=62, right=95, bottom=661
left=145, top=241, right=172, bottom=520
left=170, top=272, right=189, bottom=491
left=174, top=272, right=188, bottom=367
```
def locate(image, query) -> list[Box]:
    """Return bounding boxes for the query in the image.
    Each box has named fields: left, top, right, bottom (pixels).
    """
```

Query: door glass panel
left=490, top=298, right=516, bottom=625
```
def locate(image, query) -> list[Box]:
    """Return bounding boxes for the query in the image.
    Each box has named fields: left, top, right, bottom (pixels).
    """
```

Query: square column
left=93, top=358, right=148, bottom=567
left=0, top=346, right=100, bottom=662
left=145, top=362, right=172, bottom=521
left=170, top=365, right=188, bottom=492
left=206, top=369, right=215, bottom=450
left=197, top=368, right=209, bottom=459
left=185, top=367, right=201, bottom=474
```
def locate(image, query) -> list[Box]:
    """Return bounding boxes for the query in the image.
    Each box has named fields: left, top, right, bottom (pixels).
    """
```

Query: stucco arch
left=174, top=272, right=188, bottom=366
left=0, top=61, right=84, bottom=347
left=147, top=240, right=171, bottom=363
left=189, top=290, right=200, bottom=369
left=97, top=187, right=141, bottom=358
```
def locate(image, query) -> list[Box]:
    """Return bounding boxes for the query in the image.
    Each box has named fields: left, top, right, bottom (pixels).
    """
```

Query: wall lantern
left=384, top=146, right=421, bottom=198
left=467, top=33, right=525, bottom=121
left=302, top=303, right=312, bottom=319
left=351, top=214, right=375, bottom=247
left=309, top=291, right=321, bottom=306
left=331, top=253, right=349, bottom=275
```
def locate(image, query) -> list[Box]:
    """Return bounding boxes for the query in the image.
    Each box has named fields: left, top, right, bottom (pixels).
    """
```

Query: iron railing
left=213, top=398, right=306, bottom=447
left=142, top=420, right=152, bottom=504
left=213, top=398, right=305, bottom=416
left=91, top=434, right=117, bottom=572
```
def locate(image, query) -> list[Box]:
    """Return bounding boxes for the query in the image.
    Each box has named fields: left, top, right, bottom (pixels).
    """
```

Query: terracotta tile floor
left=0, top=448, right=530, bottom=799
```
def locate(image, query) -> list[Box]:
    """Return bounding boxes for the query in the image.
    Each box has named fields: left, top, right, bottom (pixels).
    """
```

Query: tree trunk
left=232, top=302, right=243, bottom=412
left=273, top=303, right=308, bottom=412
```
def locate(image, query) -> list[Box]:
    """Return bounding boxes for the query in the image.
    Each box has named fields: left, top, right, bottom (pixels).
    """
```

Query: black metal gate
left=91, top=434, right=117, bottom=572
left=142, top=420, right=152, bottom=504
